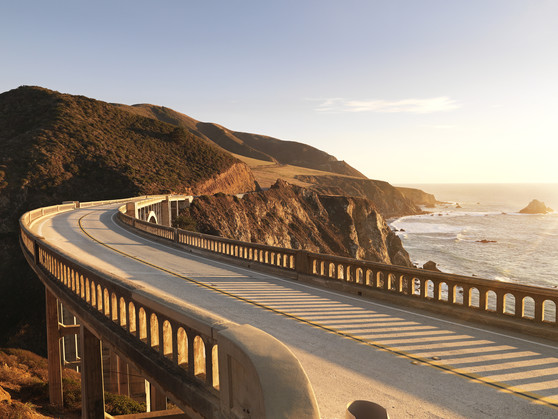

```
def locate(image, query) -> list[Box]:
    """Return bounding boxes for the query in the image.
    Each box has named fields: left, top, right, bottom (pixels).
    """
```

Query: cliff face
left=396, top=187, right=438, bottom=207
left=193, top=162, right=256, bottom=195
left=179, top=180, right=412, bottom=266
left=295, top=175, right=421, bottom=218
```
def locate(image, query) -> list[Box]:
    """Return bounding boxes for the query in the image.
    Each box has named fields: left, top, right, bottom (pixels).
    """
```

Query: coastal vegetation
left=0, top=86, right=253, bottom=354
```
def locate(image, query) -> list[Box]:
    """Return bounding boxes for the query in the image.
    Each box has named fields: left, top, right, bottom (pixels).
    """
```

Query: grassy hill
left=0, top=86, right=255, bottom=354
left=116, top=103, right=366, bottom=178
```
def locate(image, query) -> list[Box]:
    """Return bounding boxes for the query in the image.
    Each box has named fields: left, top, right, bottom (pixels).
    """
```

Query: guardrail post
left=296, top=250, right=311, bottom=276
left=46, top=289, right=63, bottom=409
left=80, top=325, right=105, bottom=418
left=34, top=240, right=40, bottom=265
left=126, top=202, right=138, bottom=219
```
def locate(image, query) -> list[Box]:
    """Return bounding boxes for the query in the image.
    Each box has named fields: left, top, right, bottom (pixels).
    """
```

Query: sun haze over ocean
left=2, top=1, right=557, bottom=185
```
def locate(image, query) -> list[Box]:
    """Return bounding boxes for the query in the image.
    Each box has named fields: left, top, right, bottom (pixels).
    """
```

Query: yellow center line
left=78, top=212, right=558, bottom=410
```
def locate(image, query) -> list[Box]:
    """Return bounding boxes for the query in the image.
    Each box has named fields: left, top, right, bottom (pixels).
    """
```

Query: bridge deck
left=32, top=204, right=558, bottom=418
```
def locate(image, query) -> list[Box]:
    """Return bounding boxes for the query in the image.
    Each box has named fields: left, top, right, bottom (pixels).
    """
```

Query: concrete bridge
left=19, top=195, right=558, bottom=418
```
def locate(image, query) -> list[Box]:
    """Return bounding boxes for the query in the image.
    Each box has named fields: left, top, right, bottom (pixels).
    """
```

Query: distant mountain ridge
left=115, top=103, right=366, bottom=178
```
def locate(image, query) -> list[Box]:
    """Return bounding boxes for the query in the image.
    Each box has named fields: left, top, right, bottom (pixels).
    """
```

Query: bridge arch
left=147, top=210, right=158, bottom=224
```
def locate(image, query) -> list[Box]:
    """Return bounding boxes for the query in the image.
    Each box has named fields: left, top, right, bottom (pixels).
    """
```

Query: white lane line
left=96, top=209, right=558, bottom=351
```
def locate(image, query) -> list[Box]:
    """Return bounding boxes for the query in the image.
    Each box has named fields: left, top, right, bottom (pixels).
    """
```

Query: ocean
left=391, top=183, right=558, bottom=289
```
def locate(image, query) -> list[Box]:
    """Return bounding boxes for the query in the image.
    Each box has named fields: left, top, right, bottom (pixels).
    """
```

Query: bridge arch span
left=147, top=210, right=158, bottom=224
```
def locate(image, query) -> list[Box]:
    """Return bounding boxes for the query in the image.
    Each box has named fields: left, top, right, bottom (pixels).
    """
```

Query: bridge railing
left=20, top=199, right=320, bottom=418
left=120, top=196, right=558, bottom=340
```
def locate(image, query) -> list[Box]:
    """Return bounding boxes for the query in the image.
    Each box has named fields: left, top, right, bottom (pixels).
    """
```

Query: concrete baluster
left=496, top=291, right=505, bottom=314
left=479, top=288, right=487, bottom=311
left=534, top=297, right=544, bottom=322
left=187, top=333, right=196, bottom=376
left=172, top=325, right=179, bottom=364
left=205, top=340, right=214, bottom=387
left=513, top=294, right=522, bottom=318
left=419, top=278, right=427, bottom=298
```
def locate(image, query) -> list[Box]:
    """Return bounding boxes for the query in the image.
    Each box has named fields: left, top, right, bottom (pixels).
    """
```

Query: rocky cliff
left=177, top=180, right=412, bottom=266
left=396, top=187, right=438, bottom=207
left=295, top=175, right=422, bottom=218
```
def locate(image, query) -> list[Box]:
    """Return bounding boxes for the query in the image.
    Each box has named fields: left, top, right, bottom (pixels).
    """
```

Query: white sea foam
left=392, top=222, right=464, bottom=235
left=431, top=211, right=502, bottom=218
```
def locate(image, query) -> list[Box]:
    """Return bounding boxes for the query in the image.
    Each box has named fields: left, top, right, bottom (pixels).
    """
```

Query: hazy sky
left=2, top=1, right=557, bottom=184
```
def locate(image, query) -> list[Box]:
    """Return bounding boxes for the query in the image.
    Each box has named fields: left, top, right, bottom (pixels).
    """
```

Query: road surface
left=32, top=204, right=558, bottom=418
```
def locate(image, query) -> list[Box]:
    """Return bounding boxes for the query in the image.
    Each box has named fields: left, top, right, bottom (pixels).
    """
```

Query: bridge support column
left=46, top=289, right=63, bottom=409
left=150, top=382, right=167, bottom=412
left=117, top=356, right=130, bottom=397
left=80, top=325, right=105, bottom=419
left=106, top=348, right=119, bottom=394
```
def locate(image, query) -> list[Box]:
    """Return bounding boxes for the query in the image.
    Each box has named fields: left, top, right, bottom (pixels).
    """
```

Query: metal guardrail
left=121, top=196, right=558, bottom=340
left=20, top=198, right=320, bottom=418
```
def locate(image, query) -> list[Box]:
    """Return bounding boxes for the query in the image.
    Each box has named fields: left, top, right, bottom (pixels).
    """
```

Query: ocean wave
left=393, top=222, right=464, bottom=235
left=494, top=275, right=512, bottom=283
left=393, top=211, right=503, bottom=223
left=433, top=211, right=502, bottom=218
left=507, top=211, right=558, bottom=217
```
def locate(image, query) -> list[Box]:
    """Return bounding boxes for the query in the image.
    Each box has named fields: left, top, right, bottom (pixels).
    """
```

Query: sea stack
left=519, top=199, right=553, bottom=214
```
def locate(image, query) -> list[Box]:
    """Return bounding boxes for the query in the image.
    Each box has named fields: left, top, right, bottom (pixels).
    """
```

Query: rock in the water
left=519, top=199, right=553, bottom=214
left=423, top=261, right=441, bottom=272
left=476, top=239, right=496, bottom=243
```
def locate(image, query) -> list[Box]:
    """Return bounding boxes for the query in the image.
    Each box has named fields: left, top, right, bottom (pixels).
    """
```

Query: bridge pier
left=46, top=289, right=64, bottom=408
left=149, top=382, right=168, bottom=412
left=80, top=325, right=105, bottom=418
left=161, top=197, right=171, bottom=227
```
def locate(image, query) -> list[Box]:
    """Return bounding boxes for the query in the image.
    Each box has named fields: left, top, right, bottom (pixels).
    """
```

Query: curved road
left=31, top=204, right=558, bottom=418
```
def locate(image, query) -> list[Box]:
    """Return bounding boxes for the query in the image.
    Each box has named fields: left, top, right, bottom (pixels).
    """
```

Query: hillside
left=0, top=86, right=256, bottom=353
left=116, top=103, right=366, bottom=178
left=295, top=175, right=421, bottom=219
left=396, top=187, right=439, bottom=207
left=115, top=104, right=431, bottom=218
